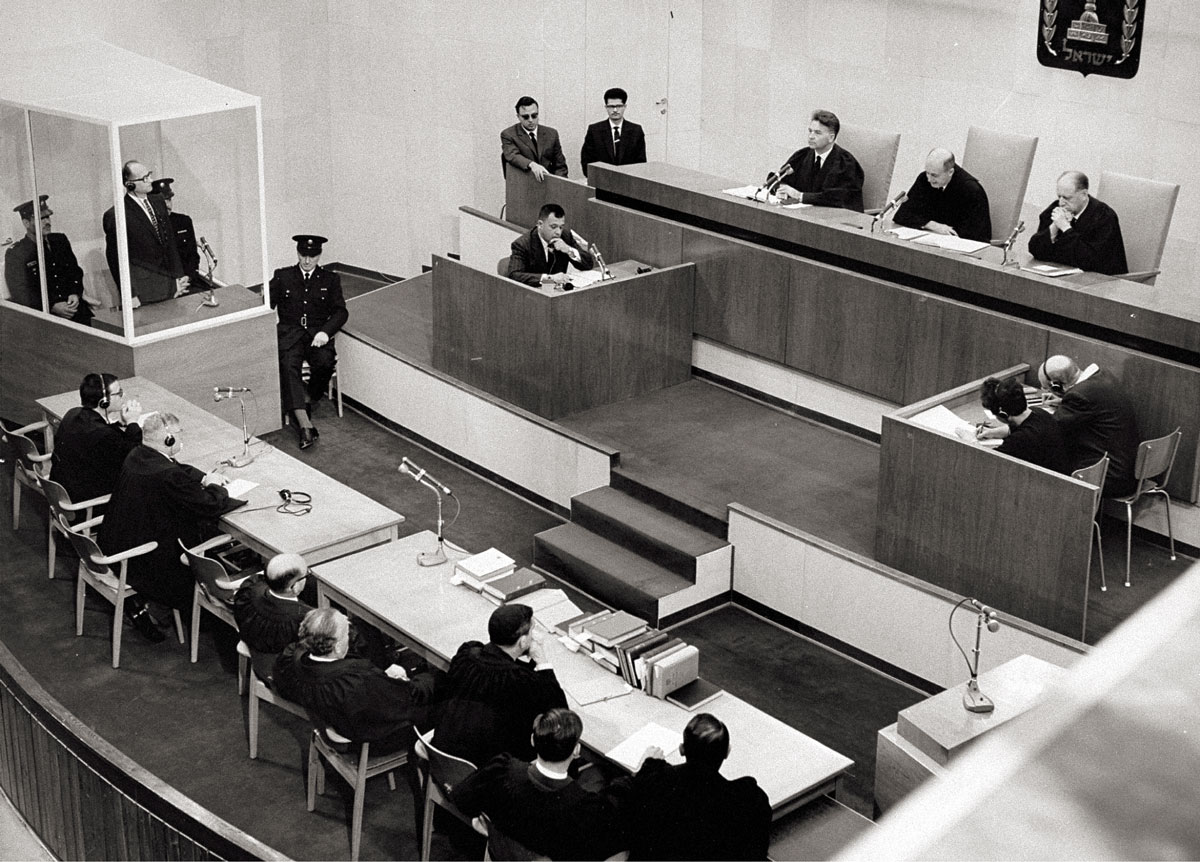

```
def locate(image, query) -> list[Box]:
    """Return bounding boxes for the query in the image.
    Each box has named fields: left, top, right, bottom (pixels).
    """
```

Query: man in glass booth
left=4, top=195, right=93, bottom=325
left=102, top=160, right=188, bottom=306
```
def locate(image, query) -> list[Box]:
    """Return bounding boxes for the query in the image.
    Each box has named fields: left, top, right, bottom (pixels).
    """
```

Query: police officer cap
left=293, top=234, right=328, bottom=256
left=151, top=178, right=175, bottom=198
left=14, top=195, right=51, bottom=220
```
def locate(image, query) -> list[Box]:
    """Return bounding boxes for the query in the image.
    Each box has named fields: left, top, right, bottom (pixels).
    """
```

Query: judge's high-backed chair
left=836, top=124, right=901, bottom=214
left=1, top=418, right=50, bottom=531
left=1113, top=429, right=1182, bottom=587
left=40, top=477, right=109, bottom=581
left=179, top=536, right=250, bottom=666
left=962, top=126, right=1038, bottom=242
left=1097, top=171, right=1180, bottom=283
left=414, top=729, right=480, bottom=862
left=1072, top=454, right=1110, bottom=594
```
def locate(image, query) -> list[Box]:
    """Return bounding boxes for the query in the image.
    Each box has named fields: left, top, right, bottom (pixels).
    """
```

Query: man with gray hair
left=233, top=553, right=315, bottom=657
left=1028, top=170, right=1128, bottom=275
left=892, top=148, right=992, bottom=241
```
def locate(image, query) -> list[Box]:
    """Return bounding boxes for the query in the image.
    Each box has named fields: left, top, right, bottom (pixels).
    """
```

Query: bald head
left=1040, top=355, right=1081, bottom=390
left=924, top=149, right=956, bottom=189
left=265, top=552, right=308, bottom=594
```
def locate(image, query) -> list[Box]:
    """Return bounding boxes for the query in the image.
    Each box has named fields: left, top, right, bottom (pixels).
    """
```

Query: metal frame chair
left=1071, top=454, right=1110, bottom=593
left=240, top=641, right=307, bottom=759
left=58, top=513, right=184, bottom=668
left=39, top=476, right=109, bottom=581
left=413, top=728, right=480, bottom=862
left=179, top=536, right=251, bottom=664
left=306, top=712, right=408, bottom=862
left=1113, top=429, right=1182, bottom=587
left=1, top=418, right=51, bottom=531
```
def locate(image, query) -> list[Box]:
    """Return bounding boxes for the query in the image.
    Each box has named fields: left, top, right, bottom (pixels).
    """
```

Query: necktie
left=144, top=199, right=165, bottom=244
left=613, top=125, right=621, bottom=148
left=529, top=131, right=538, bottom=160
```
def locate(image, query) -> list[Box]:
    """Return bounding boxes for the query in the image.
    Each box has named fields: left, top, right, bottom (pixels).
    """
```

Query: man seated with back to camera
left=51, top=373, right=143, bottom=504
left=435, top=603, right=567, bottom=767
left=451, top=707, right=625, bottom=862
left=610, top=712, right=771, bottom=861
left=973, top=377, right=1070, bottom=474
left=507, top=203, right=595, bottom=288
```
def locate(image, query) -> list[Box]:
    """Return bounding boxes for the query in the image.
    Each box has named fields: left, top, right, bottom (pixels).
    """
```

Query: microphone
left=871, top=190, right=908, bottom=231
left=199, top=236, right=218, bottom=266
left=213, top=386, right=251, bottom=402
left=765, top=163, right=794, bottom=196
left=968, top=598, right=1002, bottom=632
left=398, top=457, right=452, bottom=496
left=589, top=242, right=612, bottom=280
left=1005, top=219, right=1026, bottom=247
left=750, top=163, right=791, bottom=201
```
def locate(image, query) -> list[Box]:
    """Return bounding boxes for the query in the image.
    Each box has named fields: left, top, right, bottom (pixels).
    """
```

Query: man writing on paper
left=507, top=203, right=595, bottom=287
left=774, top=109, right=865, bottom=211
left=501, top=96, right=568, bottom=182
left=892, top=148, right=992, bottom=242
left=1028, top=171, right=1128, bottom=275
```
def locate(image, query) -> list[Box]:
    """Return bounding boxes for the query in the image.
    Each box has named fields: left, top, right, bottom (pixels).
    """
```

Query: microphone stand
left=590, top=244, right=613, bottom=280
left=196, top=239, right=220, bottom=309
left=870, top=193, right=907, bottom=234
left=951, top=599, right=997, bottom=714
left=999, top=221, right=1025, bottom=267
left=420, top=488, right=449, bottom=567
left=229, top=393, right=254, bottom=468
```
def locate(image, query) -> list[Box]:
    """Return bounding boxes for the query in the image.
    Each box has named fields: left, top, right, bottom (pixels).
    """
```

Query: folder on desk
left=911, top=234, right=990, bottom=255
left=1020, top=262, right=1084, bottom=277
left=481, top=567, right=546, bottom=603
left=606, top=723, right=684, bottom=771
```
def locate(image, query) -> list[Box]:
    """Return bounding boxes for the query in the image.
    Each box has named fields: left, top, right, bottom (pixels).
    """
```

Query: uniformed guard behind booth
left=3, top=195, right=93, bottom=326
left=269, top=234, right=347, bottom=451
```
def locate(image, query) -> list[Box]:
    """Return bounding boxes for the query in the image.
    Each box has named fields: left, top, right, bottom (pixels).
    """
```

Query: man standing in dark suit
left=1028, top=171, right=1128, bottom=275
left=775, top=109, right=865, bottom=212
left=4, top=196, right=94, bottom=325
left=1039, top=355, right=1141, bottom=496
left=892, top=148, right=992, bottom=242
left=269, top=234, right=348, bottom=449
left=507, top=203, right=596, bottom=287
left=102, top=160, right=187, bottom=306
left=151, top=178, right=207, bottom=290
left=99, top=411, right=238, bottom=639
left=51, top=373, right=143, bottom=504
left=501, top=96, right=568, bottom=182
left=613, top=713, right=772, bottom=861
left=580, top=87, right=647, bottom=178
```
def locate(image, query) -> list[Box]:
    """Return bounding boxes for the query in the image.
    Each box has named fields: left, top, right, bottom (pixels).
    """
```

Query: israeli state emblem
left=1037, top=0, right=1144, bottom=78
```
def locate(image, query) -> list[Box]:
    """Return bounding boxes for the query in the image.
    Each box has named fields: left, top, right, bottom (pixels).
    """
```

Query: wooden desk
left=876, top=366, right=1097, bottom=639
left=314, top=534, right=853, bottom=815
left=504, top=170, right=596, bottom=234
left=430, top=255, right=694, bottom=420
left=38, top=377, right=403, bottom=564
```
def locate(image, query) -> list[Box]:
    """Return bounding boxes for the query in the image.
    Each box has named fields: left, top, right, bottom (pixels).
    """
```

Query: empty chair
left=179, top=536, right=251, bottom=664
left=58, top=513, right=184, bottom=668
left=40, top=476, right=109, bottom=581
left=1, top=418, right=51, bottom=531
left=1113, top=429, right=1182, bottom=587
left=836, top=123, right=901, bottom=214
left=241, top=642, right=307, bottom=758
left=414, top=729, right=480, bottom=862
left=1097, top=171, right=1180, bottom=283
left=497, top=255, right=512, bottom=277
left=1071, top=454, right=1110, bottom=594
left=306, top=711, right=408, bottom=862
left=962, top=126, right=1038, bottom=242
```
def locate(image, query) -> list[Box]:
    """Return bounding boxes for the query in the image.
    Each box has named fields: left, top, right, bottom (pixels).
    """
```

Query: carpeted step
left=610, top=467, right=728, bottom=539
left=534, top=524, right=692, bottom=625
left=571, top=486, right=728, bottom=582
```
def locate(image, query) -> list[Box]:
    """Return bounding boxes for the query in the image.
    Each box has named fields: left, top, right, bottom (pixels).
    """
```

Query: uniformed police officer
left=269, top=234, right=347, bottom=449
left=151, top=178, right=205, bottom=291
left=3, top=195, right=93, bottom=326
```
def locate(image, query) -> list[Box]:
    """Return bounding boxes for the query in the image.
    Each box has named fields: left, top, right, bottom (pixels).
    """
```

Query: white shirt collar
left=535, top=760, right=570, bottom=780
left=1077, top=363, right=1099, bottom=383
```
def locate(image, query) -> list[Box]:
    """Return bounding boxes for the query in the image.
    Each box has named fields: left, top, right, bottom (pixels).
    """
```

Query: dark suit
left=1028, top=196, right=1128, bottom=275
left=268, top=264, right=348, bottom=413
left=507, top=227, right=596, bottom=286
left=98, top=445, right=233, bottom=610
left=501, top=123, right=568, bottom=178
left=4, top=233, right=93, bottom=324
left=102, top=194, right=184, bottom=304
left=779, top=143, right=865, bottom=211
left=166, top=209, right=205, bottom=287
left=892, top=165, right=992, bottom=242
left=611, top=759, right=771, bottom=861
left=996, top=408, right=1070, bottom=474
left=1053, top=368, right=1141, bottom=496
left=50, top=406, right=142, bottom=503
left=452, top=754, right=624, bottom=861
left=580, top=119, right=647, bottom=178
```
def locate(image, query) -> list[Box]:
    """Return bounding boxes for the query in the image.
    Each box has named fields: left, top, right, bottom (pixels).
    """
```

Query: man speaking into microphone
left=773, top=109, right=865, bottom=212
left=505, top=203, right=595, bottom=288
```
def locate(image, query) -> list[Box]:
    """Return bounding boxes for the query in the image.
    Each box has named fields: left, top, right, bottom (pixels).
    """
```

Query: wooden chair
left=497, top=256, right=512, bottom=278
left=179, top=536, right=251, bottom=664
left=1071, top=454, right=1110, bottom=593
left=1097, top=171, right=1180, bottom=283
left=962, top=126, right=1038, bottom=243
left=413, top=728, right=480, bottom=862
left=306, top=711, right=408, bottom=862
left=836, top=123, right=901, bottom=214
left=58, top=513, right=184, bottom=668
left=39, top=476, right=109, bottom=581
left=482, top=817, right=628, bottom=862
left=1, top=418, right=51, bottom=531
left=1112, top=429, right=1182, bottom=587
left=241, top=642, right=307, bottom=758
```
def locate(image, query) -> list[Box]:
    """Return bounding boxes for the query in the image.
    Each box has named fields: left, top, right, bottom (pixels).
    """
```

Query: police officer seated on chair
left=269, top=234, right=347, bottom=451
left=4, top=195, right=93, bottom=325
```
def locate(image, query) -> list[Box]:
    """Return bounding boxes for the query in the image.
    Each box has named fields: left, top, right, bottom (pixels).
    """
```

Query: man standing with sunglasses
left=501, top=96, right=568, bottom=182
left=102, top=159, right=187, bottom=306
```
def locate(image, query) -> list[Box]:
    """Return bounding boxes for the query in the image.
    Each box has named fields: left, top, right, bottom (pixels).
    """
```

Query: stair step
left=534, top=524, right=692, bottom=624
left=572, top=487, right=727, bottom=580
left=610, top=468, right=728, bottom=540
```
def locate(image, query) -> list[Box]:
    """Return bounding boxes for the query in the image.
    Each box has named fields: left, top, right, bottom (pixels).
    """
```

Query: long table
left=38, top=377, right=404, bottom=564
left=313, top=533, right=853, bottom=816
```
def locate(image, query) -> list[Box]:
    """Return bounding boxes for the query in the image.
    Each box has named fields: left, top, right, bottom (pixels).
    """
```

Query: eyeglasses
left=605, top=104, right=625, bottom=110
left=519, top=112, right=538, bottom=120
left=131, top=170, right=153, bottom=183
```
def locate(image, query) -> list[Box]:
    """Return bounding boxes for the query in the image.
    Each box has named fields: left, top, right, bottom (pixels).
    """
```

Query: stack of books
left=452, top=548, right=515, bottom=592
left=481, top=567, right=546, bottom=605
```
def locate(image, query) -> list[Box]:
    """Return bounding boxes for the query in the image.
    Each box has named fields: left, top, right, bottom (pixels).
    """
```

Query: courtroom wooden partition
left=0, top=642, right=284, bottom=861
left=504, top=169, right=596, bottom=236
left=875, top=369, right=1098, bottom=640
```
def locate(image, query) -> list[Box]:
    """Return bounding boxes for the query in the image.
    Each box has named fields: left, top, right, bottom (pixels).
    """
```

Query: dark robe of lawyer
left=51, top=407, right=142, bottom=503
left=778, top=143, right=865, bottom=212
